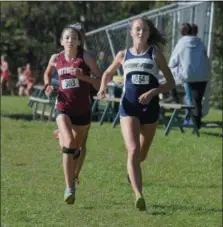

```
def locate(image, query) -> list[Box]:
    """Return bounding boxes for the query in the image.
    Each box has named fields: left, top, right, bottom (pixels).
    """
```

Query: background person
left=168, top=23, right=211, bottom=129
left=24, top=63, right=35, bottom=96
left=16, top=67, right=27, bottom=96
left=0, top=54, right=14, bottom=96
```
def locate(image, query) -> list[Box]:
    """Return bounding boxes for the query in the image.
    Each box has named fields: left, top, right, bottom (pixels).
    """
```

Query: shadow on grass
left=15, top=163, right=27, bottom=167
left=143, top=182, right=221, bottom=189
left=100, top=202, right=168, bottom=216
left=1, top=113, right=116, bottom=123
left=200, top=131, right=223, bottom=138
left=157, top=120, right=223, bottom=138
left=146, top=209, right=167, bottom=216
left=152, top=203, right=222, bottom=214
left=1, top=113, right=33, bottom=121
left=81, top=206, right=94, bottom=210
left=202, top=121, right=223, bottom=129
left=158, top=120, right=223, bottom=129
left=80, top=200, right=221, bottom=216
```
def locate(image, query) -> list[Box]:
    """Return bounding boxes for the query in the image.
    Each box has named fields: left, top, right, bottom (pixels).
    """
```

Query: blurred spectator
left=191, top=23, right=211, bottom=118
left=96, top=51, right=109, bottom=73
left=24, top=63, right=35, bottom=96
left=169, top=23, right=211, bottom=129
left=0, top=54, right=14, bottom=96
left=16, top=67, right=27, bottom=96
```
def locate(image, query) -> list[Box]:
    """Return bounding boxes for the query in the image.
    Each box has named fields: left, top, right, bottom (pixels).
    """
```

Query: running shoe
left=64, top=187, right=75, bottom=205
left=135, top=196, right=146, bottom=211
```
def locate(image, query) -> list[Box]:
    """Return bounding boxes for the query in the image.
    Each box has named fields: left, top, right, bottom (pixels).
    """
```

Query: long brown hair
left=60, top=27, right=84, bottom=57
left=131, top=16, right=167, bottom=51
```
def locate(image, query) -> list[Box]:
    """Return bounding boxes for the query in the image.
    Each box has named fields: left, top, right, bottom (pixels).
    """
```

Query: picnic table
left=91, top=96, right=200, bottom=137
left=28, top=85, right=57, bottom=120
left=28, top=79, right=200, bottom=137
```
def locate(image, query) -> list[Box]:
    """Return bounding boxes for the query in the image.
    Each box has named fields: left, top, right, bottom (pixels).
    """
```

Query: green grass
left=1, top=96, right=222, bottom=227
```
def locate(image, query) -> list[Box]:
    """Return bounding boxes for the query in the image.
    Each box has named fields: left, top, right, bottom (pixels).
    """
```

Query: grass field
left=1, top=96, right=222, bottom=227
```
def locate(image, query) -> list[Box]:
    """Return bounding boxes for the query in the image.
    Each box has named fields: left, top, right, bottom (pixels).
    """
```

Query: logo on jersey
left=138, top=63, right=153, bottom=69
left=125, top=63, right=153, bottom=70
left=58, top=67, right=73, bottom=76
left=62, top=78, right=79, bottom=89
left=132, top=74, right=149, bottom=85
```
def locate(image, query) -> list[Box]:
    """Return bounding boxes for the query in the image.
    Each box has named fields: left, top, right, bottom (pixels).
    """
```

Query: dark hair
left=61, top=26, right=84, bottom=57
left=180, top=23, right=192, bottom=36
left=68, top=23, right=85, bottom=46
left=131, top=17, right=167, bottom=50
left=191, top=23, right=198, bottom=35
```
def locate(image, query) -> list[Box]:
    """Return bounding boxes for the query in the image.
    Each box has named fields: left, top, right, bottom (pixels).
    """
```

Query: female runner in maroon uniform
left=0, top=54, right=14, bottom=96
left=44, top=26, right=100, bottom=205
left=53, top=23, right=102, bottom=185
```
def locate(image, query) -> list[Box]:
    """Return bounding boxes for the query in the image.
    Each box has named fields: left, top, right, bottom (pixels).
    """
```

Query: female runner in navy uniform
left=98, top=17, right=175, bottom=211
left=44, top=25, right=100, bottom=205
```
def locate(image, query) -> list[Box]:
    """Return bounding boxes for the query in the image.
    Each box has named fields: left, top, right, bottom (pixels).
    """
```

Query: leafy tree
left=1, top=1, right=221, bottom=109
left=210, top=2, right=223, bottom=108
left=0, top=1, right=161, bottom=81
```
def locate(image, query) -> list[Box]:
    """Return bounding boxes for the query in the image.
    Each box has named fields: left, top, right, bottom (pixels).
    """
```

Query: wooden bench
left=28, top=85, right=56, bottom=121
left=159, top=102, right=199, bottom=137
left=92, top=96, right=120, bottom=126
left=28, top=85, right=45, bottom=108
left=92, top=96, right=199, bottom=137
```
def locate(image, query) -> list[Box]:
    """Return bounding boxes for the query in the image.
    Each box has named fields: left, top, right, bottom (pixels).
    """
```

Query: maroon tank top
left=55, top=52, right=91, bottom=116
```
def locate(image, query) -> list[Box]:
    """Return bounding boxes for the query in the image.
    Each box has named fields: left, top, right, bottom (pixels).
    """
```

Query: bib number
left=62, top=78, right=79, bottom=89
left=131, top=74, right=149, bottom=85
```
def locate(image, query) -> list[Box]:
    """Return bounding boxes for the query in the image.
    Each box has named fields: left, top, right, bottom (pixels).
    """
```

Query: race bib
left=131, top=74, right=149, bottom=85
left=62, top=78, right=79, bottom=89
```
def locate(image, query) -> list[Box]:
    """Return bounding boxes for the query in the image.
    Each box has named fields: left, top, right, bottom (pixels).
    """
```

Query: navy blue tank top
left=121, top=46, right=160, bottom=106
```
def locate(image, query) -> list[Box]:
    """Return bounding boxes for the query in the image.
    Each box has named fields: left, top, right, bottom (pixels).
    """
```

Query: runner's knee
left=62, top=147, right=80, bottom=159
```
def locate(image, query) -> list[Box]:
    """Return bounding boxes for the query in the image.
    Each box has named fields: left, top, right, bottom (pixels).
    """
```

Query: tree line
left=0, top=1, right=222, bottom=108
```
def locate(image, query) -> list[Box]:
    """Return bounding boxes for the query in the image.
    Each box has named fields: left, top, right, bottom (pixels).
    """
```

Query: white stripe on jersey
left=123, top=58, right=154, bottom=65
left=124, top=67, right=155, bottom=75
left=123, top=58, right=159, bottom=80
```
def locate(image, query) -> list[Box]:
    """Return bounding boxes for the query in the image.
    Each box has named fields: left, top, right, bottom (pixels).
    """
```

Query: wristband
left=43, top=83, right=50, bottom=91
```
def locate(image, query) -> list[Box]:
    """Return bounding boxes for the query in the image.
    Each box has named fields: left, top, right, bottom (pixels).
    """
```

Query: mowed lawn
left=1, top=96, right=222, bottom=227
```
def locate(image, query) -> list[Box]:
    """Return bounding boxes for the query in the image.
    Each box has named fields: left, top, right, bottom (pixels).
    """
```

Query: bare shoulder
left=115, top=50, right=126, bottom=63
left=49, top=53, right=59, bottom=65
left=50, top=53, right=59, bottom=61
left=117, top=50, right=126, bottom=58
left=153, top=45, right=166, bottom=61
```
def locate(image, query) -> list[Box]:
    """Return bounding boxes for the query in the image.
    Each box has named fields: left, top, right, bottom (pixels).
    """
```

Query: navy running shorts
left=119, top=96, right=160, bottom=124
